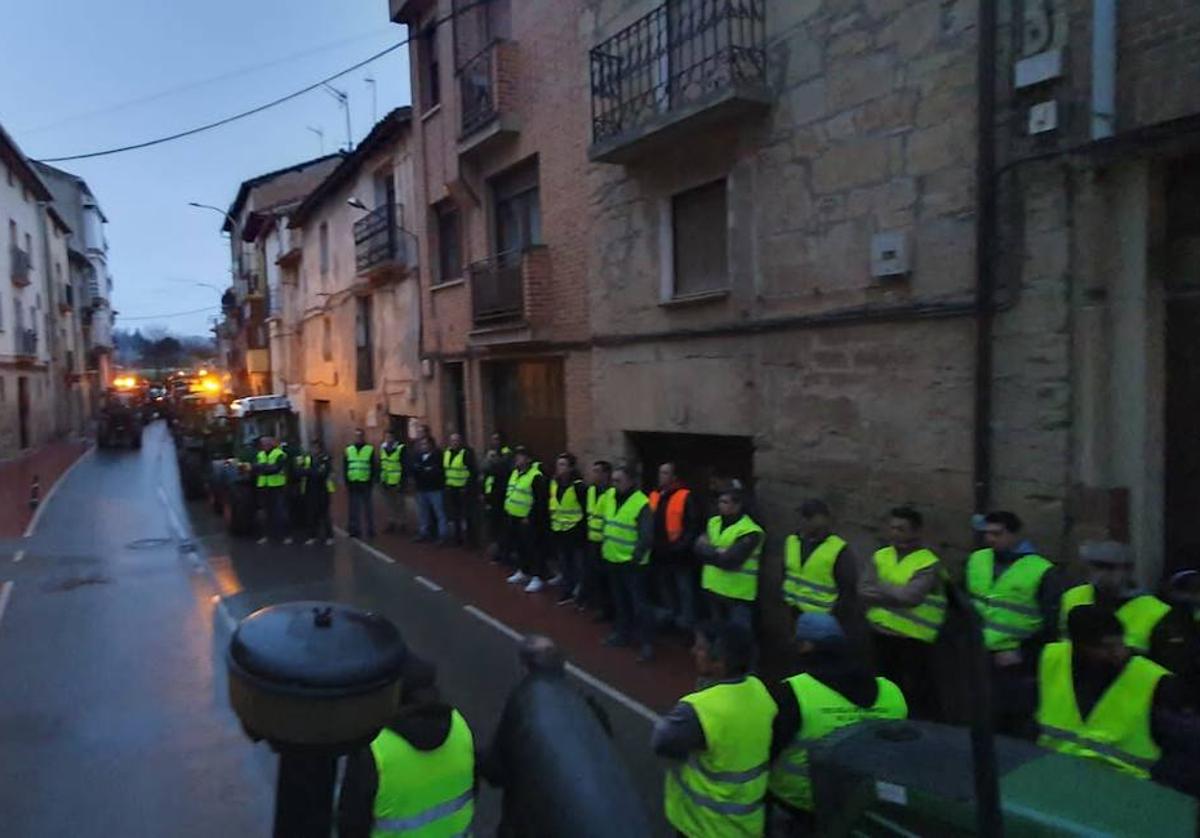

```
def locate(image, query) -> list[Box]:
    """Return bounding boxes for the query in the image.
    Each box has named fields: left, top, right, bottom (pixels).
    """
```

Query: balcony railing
left=589, top=0, right=767, bottom=160
left=353, top=204, right=412, bottom=277
left=460, top=43, right=499, bottom=138
left=16, top=328, right=37, bottom=358
left=10, top=246, right=31, bottom=287
left=469, top=250, right=524, bottom=325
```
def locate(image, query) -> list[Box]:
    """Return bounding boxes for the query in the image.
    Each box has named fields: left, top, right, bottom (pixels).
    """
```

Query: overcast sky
left=0, top=0, right=412, bottom=336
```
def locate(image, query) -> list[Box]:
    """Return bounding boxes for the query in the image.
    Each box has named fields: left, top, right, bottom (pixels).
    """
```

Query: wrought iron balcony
left=10, top=246, right=31, bottom=287
left=469, top=250, right=525, bottom=326
left=353, top=204, right=413, bottom=280
left=589, top=0, right=769, bottom=163
left=16, top=328, right=37, bottom=358
left=458, top=40, right=519, bottom=154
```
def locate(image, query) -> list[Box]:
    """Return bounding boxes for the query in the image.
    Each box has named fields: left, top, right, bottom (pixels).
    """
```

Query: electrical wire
left=119, top=306, right=219, bottom=321
left=34, top=1, right=485, bottom=164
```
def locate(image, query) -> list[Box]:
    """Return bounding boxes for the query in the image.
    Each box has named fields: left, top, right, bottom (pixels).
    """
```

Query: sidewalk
left=0, top=439, right=89, bottom=538
left=333, top=493, right=694, bottom=714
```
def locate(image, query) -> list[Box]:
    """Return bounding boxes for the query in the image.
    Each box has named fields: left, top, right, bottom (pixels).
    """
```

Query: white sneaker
left=324, top=538, right=335, bottom=546
left=256, top=537, right=269, bottom=545
left=282, top=537, right=293, bottom=545
left=304, top=538, right=317, bottom=546
left=506, top=570, right=529, bottom=585
left=524, top=576, right=545, bottom=594
left=547, top=574, right=564, bottom=587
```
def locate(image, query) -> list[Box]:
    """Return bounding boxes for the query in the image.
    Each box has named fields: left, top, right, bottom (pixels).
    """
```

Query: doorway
left=487, top=358, right=565, bottom=461
left=442, top=362, right=467, bottom=440
left=17, top=376, right=29, bottom=449
left=626, top=431, right=755, bottom=518
left=313, top=400, right=331, bottom=449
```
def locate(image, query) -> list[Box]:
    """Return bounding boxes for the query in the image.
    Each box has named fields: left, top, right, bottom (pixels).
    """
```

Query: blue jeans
left=705, top=591, right=754, bottom=631
left=417, top=490, right=448, bottom=540
left=654, top=562, right=699, bottom=631
left=347, top=485, right=375, bottom=537
left=264, top=488, right=288, bottom=541
left=607, top=561, right=652, bottom=644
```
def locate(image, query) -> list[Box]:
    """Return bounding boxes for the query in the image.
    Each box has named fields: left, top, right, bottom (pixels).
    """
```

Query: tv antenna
left=306, top=126, right=325, bottom=155
left=364, top=76, right=378, bottom=126
left=323, top=84, right=353, bottom=151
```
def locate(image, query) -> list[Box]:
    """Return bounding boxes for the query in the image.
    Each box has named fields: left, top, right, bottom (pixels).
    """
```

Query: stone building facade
left=282, top=109, right=424, bottom=456
left=582, top=0, right=984, bottom=604
left=390, top=0, right=594, bottom=460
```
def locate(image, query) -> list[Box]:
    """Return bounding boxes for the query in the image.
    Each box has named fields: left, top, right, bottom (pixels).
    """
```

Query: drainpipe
left=970, top=1, right=1003, bottom=837
left=1091, top=0, right=1118, bottom=140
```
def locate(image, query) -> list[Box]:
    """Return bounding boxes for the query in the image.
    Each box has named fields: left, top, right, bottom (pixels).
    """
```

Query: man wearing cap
left=1062, top=541, right=1198, bottom=675
left=653, top=621, right=777, bottom=837
left=781, top=500, right=861, bottom=639
left=1032, top=605, right=1200, bottom=794
left=767, top=613, right=908, bottom=829
left=337, top=655, right=476, bottom=838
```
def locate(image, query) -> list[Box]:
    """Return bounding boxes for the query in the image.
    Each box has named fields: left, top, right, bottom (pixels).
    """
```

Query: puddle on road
left=125, top=538, right=174, bottom=550
left=44, top=574, right=111, bottom=592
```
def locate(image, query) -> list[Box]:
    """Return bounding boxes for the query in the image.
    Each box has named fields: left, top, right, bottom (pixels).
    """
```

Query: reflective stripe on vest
left=346, top=444, right=375, bottom=483
left=966, top=549, right=1053, bottom=651
left=866, top=547, right=946, bottom=643
left=782, top=534, right=846, bottom=615
left=483, top=474, right=495, bottom=496
left=1035, top=641, right=1165, bottom=779
left=648, top=487, right=690, bottom=544
left=370, top=710, right=475, bottom=837
left=380, top=445, right=404, bottom=487
left=503, top=465, right=540, bottom=519
left=768, top=674, right=907, bottom=811
left=256, top=447, right=287, bottom=488
left=549, top=480, right=584, bottom=533
left=701, top=515, right=765, bottom=602
left=664, top=676, right=776, bottom=837
left=587, top=485, right=613, bottom=544
left=443, top=449, right=469, bottom=488
left=1060, top=586, right=1173, bottom=655
left=602, top=491, right=649, bottom=564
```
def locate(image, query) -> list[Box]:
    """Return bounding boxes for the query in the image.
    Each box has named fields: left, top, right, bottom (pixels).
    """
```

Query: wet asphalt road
left=0, top=422, right=669, bottom=837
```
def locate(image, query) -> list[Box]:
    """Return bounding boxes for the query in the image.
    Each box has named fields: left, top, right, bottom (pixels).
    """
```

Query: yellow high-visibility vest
left=701, top=514, right=765, bottom=602
left=443, top=448, right=470, bottom=489
left=782, top=533, right=846, bottom=615
left=380, top=445, right=404, bottom=487
left=346, top=444, right=375, bottom=483
left=866, top=546, right=946, bottom=643
left=256, top=447, right=287, bottom=488
left=549, top=480, right=584, bottom=532
left=966, top=549, right=1053, bottom=651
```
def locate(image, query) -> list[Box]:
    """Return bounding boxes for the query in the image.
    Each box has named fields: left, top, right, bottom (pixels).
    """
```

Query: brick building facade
left=390, top=0, right=594, bottom=461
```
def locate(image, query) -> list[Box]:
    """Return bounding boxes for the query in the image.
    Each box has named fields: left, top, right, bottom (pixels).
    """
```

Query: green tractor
left=207, top=395, right=299, bottom=537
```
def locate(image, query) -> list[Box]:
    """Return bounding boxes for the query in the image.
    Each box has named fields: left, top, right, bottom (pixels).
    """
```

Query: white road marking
left=0, top=581, right=12, bottom=628
left=343, top=532, right=396, bottom=564
left=415, top=575, right=443, bottom=592
left=461, top=603, right=662, bottom=723
left=566, top=662, right=662, bottom=724
left=156, top=485, right=188, bottom=541
left=24, top=445, right=95, bottom=538
left=463, top=604, right=524, bottom=641
left=12, top=550, right=24, bottom=564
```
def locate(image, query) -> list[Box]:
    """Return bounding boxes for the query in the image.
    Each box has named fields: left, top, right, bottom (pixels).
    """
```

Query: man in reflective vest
left=649, top=462, right=702, bottom=633
left=442, top=432, right=476, bottom=547
left=860, top=506, right=946, bottom=721
left=480, top=448, right=510, bottom=563
left=337, top=656, right=476, bottom=838
left=504, top=447, right=549, bottom=593
left=344, top=428, right=377, bottom=539
left=379, top=430, right=406, bottom=535
left=768, top=613, right=907, bottom=829
left=1059, top=541, right=1198, bottom=675
left=602, top=463, right=655, bottom=662
left=301, top=436, right=336, bottom=546
left=695, top=485, right=765, bottom=631
left=1035, top=604, right=1194, bottom=785
left=548, top=452, right=586, bottom=606
left=583, top=460, right=615, bottom=620
left=654, top=621, right=777, bottom=837
left=254, top=435, right=291, bottom=545
left=781, top=499, right=860, bottom=638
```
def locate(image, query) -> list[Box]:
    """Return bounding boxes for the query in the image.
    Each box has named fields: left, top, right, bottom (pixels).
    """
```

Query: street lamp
left=188, top=201, right=237, bottom=232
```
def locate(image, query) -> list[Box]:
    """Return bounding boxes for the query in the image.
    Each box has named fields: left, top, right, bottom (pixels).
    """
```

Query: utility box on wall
left=870, top=231, right=911, bottom=279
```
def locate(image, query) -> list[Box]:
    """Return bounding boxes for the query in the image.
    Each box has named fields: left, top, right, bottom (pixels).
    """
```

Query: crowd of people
left=248, top=427, right=1200, bottom=834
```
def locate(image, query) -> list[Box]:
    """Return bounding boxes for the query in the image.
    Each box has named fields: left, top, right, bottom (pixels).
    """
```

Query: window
left=419, top=26, right=441, bottom=111
left=7, top=219, right=15, bottom=249
left=24, top=233, right=32, bottom=268
left=0, top=377, right=6, bottom=402
left=435, top=203, right=462, bottom=282
left=321, top=316, right=332, bottom=361
left=491, top=160, right=541, bottom=257
left=319, top=222, right=330, bottom=278
left=671, top=179, right=729, bottom=297
left=66, top=350, right=74, bottom=373
left=4, top=165, right=11, bottom=187
left=356, top=295, right=374, bottom=391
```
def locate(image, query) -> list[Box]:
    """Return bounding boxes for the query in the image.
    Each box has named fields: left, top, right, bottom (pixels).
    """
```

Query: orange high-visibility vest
left=648, top=487, right=691, bottom=544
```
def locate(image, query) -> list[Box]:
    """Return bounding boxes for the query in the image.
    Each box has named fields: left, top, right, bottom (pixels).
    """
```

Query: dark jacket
left=412, top=448, right=445, bottom=492
left=336, top=704, right=465, bottom=838
left=304, top=451, right=334, bottom=497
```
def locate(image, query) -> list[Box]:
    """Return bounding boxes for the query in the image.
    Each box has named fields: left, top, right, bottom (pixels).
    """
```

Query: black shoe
left=556, top=593, right=576, bottom=607
left=592, top=611, right=612, bottom=624
left=603, top=633, right=631, bottom=648
left=347, top=530, right=361, bottom=539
